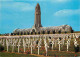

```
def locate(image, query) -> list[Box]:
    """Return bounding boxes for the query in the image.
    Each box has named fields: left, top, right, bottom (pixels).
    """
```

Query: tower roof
left=36, top=3, right=40, bottom=9
left=36, top=3, right=40, bottom=6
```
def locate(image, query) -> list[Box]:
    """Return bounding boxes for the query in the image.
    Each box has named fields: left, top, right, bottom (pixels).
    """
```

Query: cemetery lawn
left=0, top=52, right=80, bottom=57
left=0, top=36, right=80, bottom=57
left=0, top=52, right=38, bottom=57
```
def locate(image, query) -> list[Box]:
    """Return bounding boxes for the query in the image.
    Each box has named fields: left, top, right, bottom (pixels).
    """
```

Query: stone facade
left=13, top=3, right=73, bottom=35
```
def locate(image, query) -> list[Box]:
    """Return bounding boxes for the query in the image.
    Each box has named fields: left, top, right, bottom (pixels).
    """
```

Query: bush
left=0, top=44, right=4, bottom=52
left=74, top=45, right=79, bottom=52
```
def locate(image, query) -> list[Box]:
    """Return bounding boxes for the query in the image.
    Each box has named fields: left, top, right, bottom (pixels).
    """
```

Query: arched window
left=24, top=32, right=26, bottom=35
left=32, top=29, right=35, bottom=32
left=53, top=30, right=55, bottom=34
left=65, top=31, right=67, bottom=34
left=11, top=33, right=13, bottom=35
left=58, top=30, right=61, bottom=34
left=14, top=33, right=16, bottom=35
left=31, top=32, right=33, bottom=35
left=35, top=32, right=36, bottom=35
left=71, top=30, right=74, bottom=33
left=27, top=32, right=29, bottom=35
left=42, top=31, right=45, bottom=34
left=47, top=31, right=50, bottom=34
left=17, top=32, right=19, bottom=35
left=38, top=32, right=40, bottom=34
left=21, top=32, right=23, bottom=35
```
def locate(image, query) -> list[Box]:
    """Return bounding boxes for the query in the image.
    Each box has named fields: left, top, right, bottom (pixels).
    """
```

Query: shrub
left=74, top=45, right=79, bottom=52
left=0, top=44, right=4, bottom=52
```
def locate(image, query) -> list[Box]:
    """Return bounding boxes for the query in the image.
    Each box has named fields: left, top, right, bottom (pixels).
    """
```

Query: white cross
left=44, top=39, right=46, bottom=44
left=67, top=39, right=70, bottom=46
left=17, top=42, right=20, bottom=53
left=55, top=40, right=57, bottom=47
left=62, top=38, right=65, bottom=45
left=33, top=37, right=35, bottom=41
left=30, top=43, right=34, bottom=54
left=74, top=41, right=79, bottom=47
left=14, top=40, right=18, bottom=47
left=37, top=43, right=41, bottom=55
left=57, top=38, right=60, bottom=42
left=58, top=41, right=62, bottom=51
left=51, top=41, right=54, bottom=50
left=12, top=43, right=15, bottom=52
left=26, top=38, right=28, bottom=44
left=23, top=39, right=26, bottom=52
left=38, top=41, right=41, bottom=45
left=65, top=41, right=69, bottom=51
left=40, top=37, right=42, bottom=41
left=9, top=39, right=12, bottom=45
left=6, top=41, right=9, bottom=52
left=6, top=39, right=8, bottom=45
left=28, top=38, right=30, bottom=49
left=48, top=38, right=51, bottom=43
left=19, top=39, right=21, bottom=44
left=33, top=41, right=36, bottom=49
left=2, top=39, right=5, bottom=46
left=0, top=39, right=2, bottom=44
left=45, top=43, right=49, bottom=56
left=74, top=39, right=77, bottom=43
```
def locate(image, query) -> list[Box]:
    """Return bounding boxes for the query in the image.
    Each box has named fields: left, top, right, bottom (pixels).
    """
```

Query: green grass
left=0, top=52, right=37, bottom=57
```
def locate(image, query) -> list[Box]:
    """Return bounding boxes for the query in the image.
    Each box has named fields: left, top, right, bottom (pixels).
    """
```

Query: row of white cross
left=0, top=35, right=79, bottom=56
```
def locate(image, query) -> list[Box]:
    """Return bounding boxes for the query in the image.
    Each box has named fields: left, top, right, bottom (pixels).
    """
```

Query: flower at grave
left=20, top=49, right=22, bottom=51
left=75, top=54, right=77, bottom=56
left=26, top=50, right=30, bottom=54
left=2, top=50, right=5, bottom=52
left=29, top=50, right=31, bottom=52
left=43, top=51, right=46, bottom=56
left=41, top=46, right=45, bottom=50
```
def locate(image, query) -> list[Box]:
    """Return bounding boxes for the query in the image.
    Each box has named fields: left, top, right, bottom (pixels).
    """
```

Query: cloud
left=54, top=9, right=80, bottom=16
left=0, top=0, right=71, bottom=2
left=0, top=0, right=13, bottom=1
left=26, top=0, right=71, bottom=2
left=1, top=2, right=35, bottom=12
left=56, top=0, right=71, bottom=2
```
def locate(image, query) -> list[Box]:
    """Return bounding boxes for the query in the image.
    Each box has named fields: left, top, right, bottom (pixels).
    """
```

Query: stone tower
left=33, top=3, right=42, bottom=29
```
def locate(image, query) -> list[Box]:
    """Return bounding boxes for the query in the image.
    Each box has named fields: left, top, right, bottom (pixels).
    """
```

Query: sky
left=0, top=0, right=80, bottom=34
